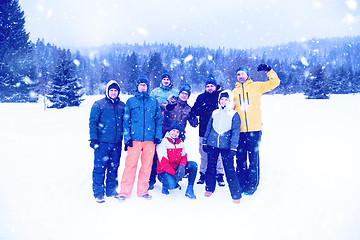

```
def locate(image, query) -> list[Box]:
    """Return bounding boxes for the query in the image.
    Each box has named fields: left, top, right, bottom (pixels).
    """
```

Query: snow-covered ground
left=0, top=93, right=359, bottom=240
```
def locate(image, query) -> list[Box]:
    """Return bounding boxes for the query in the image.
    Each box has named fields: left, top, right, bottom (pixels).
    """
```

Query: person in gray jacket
left=202, top=90, right=242, bottom=203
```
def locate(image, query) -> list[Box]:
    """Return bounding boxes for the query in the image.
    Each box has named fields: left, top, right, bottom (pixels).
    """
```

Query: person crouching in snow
left=202, top=90, right=242, bottom=203
left=156, top=121, right=197, bottom=199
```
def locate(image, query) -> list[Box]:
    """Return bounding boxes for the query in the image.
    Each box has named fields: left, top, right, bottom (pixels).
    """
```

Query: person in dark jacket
left=203, top=90, right=242, bottom=203
left=160, top=84, right=198, bottom=141
left=192, top=74, right=225, bottom=186
left=118, top=75, right=163, bottom=200
left=89, top=80, right=125, bottom=203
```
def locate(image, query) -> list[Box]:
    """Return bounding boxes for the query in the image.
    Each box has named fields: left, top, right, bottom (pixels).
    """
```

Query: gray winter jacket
left=203, top=90, right=240, bottom=150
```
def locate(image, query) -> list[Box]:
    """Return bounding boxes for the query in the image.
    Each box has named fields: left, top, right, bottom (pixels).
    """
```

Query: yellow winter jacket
left=233, top=70, right=280, bottom=132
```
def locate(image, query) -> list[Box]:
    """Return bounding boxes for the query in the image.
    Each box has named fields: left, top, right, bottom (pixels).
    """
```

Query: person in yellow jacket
left=232, top=64, right=280, bottom=195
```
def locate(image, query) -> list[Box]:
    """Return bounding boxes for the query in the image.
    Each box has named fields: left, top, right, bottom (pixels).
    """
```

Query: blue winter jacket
left=123, top=90, right=163, bottom=143
left=203, top=90, right=241, bottom=150
left=89, top=81, right=125, bottom=143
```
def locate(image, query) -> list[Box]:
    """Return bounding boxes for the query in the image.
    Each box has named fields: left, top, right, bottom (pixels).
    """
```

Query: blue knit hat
left=169, top=121, right=182, bottom=132
left=205, top=74, right=217, bottom=86
left=161, top=71, right=171, bottom=80
left=235, top=66, right=250, bottom=76
left=179, top=84, right=191, bottom=96
left=137, top=75, right=149, bottom=86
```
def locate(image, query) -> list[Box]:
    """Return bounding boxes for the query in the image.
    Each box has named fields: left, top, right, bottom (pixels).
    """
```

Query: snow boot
left=140, top=193, right=152, bottom=200
left=162, top=185, right=170, bottom=195
left=185, top=185, right=196, bottom=199
left=204, top=191, right=212, bottom=197
left=95, top=196, right=105, bottom=203
left=197, top=172, right=205, bottom=184
left=216, top=174, right=225, bottom=187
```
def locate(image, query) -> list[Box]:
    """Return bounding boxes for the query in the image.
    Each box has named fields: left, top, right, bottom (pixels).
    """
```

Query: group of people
left=89, top=64, right=280, bottom=204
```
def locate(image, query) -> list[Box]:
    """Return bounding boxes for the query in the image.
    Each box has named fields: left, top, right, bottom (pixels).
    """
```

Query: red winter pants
left=119, top=141, right=155, bottom=198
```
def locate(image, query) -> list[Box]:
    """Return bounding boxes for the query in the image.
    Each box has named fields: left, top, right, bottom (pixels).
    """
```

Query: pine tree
left=304, top=64, right=330, bottom=99
left=147, top=53, right=164, bottom=90
left=47, top=49, right=83, bottom=108
left=0, top=0, right=36, bottom=102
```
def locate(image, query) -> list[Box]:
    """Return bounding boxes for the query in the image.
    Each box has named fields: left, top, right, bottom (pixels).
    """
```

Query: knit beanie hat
left=169, top=121, right=182, bottom=132
left=235, top=66, right=250, bottom=76
left=137, top=75, right=149, bottom=86
left=205, top=74, right=217, bottom=86
left=108, top=82, right=120, bottom=92
left=219, top=91, right=230, bottom=100
left=179, top=84, right=191, bottom=96
left=161, top=71, right=171, bottom=80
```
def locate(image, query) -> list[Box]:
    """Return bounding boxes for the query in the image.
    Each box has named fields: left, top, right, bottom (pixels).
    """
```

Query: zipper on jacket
left=113, top=102, right=118, bottom=143
left=142, top=94, right=145, bottom=141
left=241, top=84, right=249, bottom=132
left=217, top=109, right=224, bottom=148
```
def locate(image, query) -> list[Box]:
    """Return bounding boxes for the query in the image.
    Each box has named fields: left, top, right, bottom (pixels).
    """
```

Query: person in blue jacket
left=118, top=75, right=163, bottom=200
left=89, top=80, right=125, bottom=203
left=202, top=90, right=242, bottom=203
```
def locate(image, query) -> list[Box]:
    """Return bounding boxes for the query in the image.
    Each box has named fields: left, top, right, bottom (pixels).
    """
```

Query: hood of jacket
left=218, top=89, right=235, bottom=110
left=105, top=80, right=121, bottom=101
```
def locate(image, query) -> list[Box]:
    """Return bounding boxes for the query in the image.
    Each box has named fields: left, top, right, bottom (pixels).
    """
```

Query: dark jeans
left=205, top=147, right=241, bottom=199
left=158, top=161, right=197, bottom=189
left=92, top=142, right=121, bottom=198
left=236, top=131, right=262, bottom=194
left=149, top=151, right=158, bottom=186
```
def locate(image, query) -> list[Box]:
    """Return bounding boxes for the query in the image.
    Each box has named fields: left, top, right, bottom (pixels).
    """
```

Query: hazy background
left=19, top=0, right=360, bottom=49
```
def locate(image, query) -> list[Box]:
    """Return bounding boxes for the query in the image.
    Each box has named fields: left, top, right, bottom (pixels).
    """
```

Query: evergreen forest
left=1, top=0, right=360, bottom=107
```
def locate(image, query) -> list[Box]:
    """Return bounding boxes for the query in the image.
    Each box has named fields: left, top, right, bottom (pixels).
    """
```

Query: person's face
left=237, top=71, right=248, bottom=83
left=179, top=91, right=189, bottom=101
left=138, top=83, right=148, bottom=92
left=205, top=84, right=216, bottom=93
left=161, top=77, right=171, bottom=87
left=219, top=97, right=229, bottom=107
left=108, top=88, right=119, bottom=100
left=169, top=129, right=180, bottom=139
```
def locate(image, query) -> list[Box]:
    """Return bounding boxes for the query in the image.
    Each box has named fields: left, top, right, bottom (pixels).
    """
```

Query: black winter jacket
left=192, top=89, right=221, bottom=137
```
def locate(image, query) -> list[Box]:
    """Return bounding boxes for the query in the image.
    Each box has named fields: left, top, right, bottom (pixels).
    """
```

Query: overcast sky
left=19, top=0, right=359, bottom=50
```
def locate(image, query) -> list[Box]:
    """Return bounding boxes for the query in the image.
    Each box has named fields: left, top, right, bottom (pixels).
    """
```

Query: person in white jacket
left=202, top=90, right=242, bottom=203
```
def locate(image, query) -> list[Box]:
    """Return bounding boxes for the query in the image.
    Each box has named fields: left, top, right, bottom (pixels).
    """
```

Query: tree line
left=1, top=0, right=360, bottom=107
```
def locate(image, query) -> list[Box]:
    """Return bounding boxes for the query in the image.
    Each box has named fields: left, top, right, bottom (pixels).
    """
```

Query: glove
left=174, top=165, right=186, bottom=182
left=154, top=138, right=162, bottom=144
left=124, top=140, right=133, bottom=151
left=90, top=139, right=100, bottom=149
left=165, top=102, right=177, bottom=111
left=257, top=64, right=272, bottom=72
left=202, top=144, right=209, bottom=153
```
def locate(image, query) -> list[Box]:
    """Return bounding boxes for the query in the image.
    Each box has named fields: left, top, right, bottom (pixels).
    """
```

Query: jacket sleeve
left=89, top=102, right=100, bottom=140
left=258, top=69, right=280, bottom=94
left=156, top=140, right=176, bottom=175
left=192, top=95, right=202, bottom=116
left=155, top=101, right=163, bottom=140
left=203, top=115, right=213, bottom=145
left=160, top=95, right=176, bottom=111
left=123, top=100, right=132, bottom=143
left=230, top=112, right=241, bottom=150
left=188, top=108, right=199, bottom=128
left=179, top=144, right=188, bottom=166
